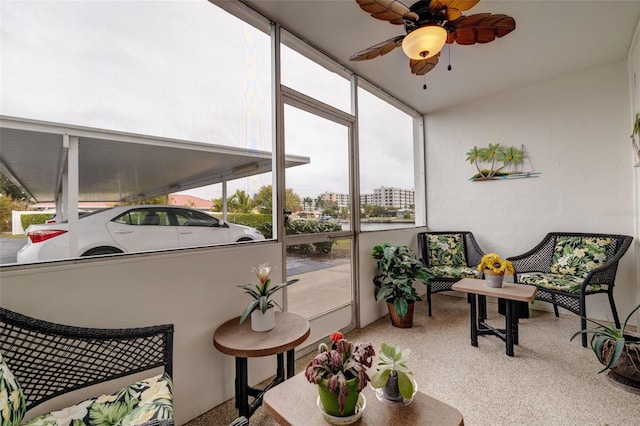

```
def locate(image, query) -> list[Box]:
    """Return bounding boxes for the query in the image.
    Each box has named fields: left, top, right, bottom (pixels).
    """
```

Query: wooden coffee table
left=263, top=372, right=464, bottom=425
left=452, top=278, right=536, bottom=357
left=213, top=311, right=310, bottom=418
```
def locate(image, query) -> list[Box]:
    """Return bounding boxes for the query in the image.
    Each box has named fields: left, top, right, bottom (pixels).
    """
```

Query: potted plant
left=304, top=331, right=375, bottom=418
left=238, top=262, right=299, bottom=332
left=371, top=243, right=432, bottom=328
left=370, top=342, right=417, bottom=405
left=477, top=253, right=515, bottom=288
left=570, top=303, right=640, bottom=392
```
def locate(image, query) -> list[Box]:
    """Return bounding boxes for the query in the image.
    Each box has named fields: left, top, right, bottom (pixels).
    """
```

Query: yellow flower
left=478, top=253, right=514, bottom=275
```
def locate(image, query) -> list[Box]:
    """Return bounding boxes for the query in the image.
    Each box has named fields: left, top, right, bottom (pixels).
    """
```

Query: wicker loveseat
left=0, top=307, right=174, bottom=426
left=507, top=232, right=633, bottom=347
left=417, top=231, right=486, bottom=316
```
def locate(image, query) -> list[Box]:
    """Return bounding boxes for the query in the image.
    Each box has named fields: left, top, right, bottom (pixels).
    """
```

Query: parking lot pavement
left=287, top=256, right=336, bottom=276
left=0, top=237, right=26, bottom=265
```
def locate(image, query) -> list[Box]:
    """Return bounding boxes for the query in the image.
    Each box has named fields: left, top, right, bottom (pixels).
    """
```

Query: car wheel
left=236, top=237, right=253, bottom=242
left=81, top=247, right=123, bottom=256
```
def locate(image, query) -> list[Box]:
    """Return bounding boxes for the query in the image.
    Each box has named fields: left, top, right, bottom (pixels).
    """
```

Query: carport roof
left=0, top=116, right=309, bottom=203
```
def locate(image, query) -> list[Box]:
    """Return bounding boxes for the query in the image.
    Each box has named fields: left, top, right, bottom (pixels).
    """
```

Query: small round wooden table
left=213, top=311, right=310, bottom=419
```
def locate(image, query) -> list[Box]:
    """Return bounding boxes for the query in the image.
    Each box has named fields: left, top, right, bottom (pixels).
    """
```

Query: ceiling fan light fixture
left=401, top=25, right=448, bottom=60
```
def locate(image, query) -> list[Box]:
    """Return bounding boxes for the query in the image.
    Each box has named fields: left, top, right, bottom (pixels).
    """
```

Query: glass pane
left=284, top=105, right=349, bottom=235
left=1, top=2, right=273, bottom=264
left=358, top=87, right=416, bottom=230
left=286, top=238, right=352, bottom=318
left=281, top=33, right=351, bottom=113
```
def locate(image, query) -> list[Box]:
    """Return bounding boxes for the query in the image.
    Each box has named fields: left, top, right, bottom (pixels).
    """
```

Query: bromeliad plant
left=477, top=253, right=515, bottom=275
left=238, top=263, right=299, bottom=324
left=570, top=303, right=640, bottom=374
left=370, top=342, right=415, bottom=400
left=304, top=331, right=375, bottom=415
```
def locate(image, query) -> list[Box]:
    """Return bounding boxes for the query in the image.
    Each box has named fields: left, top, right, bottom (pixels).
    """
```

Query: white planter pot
left=251, top=308, right=275, bottom=332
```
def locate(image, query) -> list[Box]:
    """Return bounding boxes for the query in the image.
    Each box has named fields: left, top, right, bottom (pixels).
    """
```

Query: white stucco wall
left=425, top=61, right=638, bottom=320
left=628, top=19, right=640, bottom=329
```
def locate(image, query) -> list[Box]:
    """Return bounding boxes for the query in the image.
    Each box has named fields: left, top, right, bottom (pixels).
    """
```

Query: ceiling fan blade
left=356, top=0, right=418, bottom=25
left=409, top=54, right=439, bottom=76
left=350, top=36, right=405, bottom=61
left=447, top=13, right=516, bottom=45
left=430, top=0, right=480, bottom=21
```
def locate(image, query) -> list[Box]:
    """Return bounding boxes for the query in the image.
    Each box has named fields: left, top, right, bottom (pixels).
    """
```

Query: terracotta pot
left=386, top=301, right=414, bottom=328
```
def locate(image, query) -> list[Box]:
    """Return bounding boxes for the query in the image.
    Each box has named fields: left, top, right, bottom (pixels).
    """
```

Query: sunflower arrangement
left=477, top=253, right=515, bottom=275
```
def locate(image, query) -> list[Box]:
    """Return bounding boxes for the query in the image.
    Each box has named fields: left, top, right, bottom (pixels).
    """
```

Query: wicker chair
left=417, top=231, right=486, bottom=316
left=0, top=307, right=174, bottom=425
left=507, top=232, right=633, bottom=347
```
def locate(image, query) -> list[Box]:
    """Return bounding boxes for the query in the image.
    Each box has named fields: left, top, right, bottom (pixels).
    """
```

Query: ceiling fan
left=350, top=0, right=516, bottom=76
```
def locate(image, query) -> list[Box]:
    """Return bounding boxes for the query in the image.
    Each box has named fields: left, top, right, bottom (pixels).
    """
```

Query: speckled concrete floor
left=185, top=294, right=640, bottom=426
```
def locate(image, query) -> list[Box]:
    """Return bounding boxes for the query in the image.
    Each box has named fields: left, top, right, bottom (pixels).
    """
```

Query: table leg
left=286, top=349, right=295, bottom=379
left=468, top=293, right=478, bottom=347
left=478, top=295, right=487, bottom=323
left=505, top=301, right=514, bottom=357
left=276, top=352, right=285, bottom=382
left=235, top=357, right=249, bottom=417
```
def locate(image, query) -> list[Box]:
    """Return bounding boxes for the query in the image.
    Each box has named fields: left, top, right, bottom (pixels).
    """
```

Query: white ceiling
left=232, top=0, right=640, bottom=114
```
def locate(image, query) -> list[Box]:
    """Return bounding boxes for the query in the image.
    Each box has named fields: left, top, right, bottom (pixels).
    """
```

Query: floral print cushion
left=427, top=234, right=467, bottom=267
left=518, top=272, right=602, bottom=294
left=0, top=353, right=26, bottom=426
left=22, top=373, right=173, bottom=426
left=549, top=236, right=612, bottom=278
left=427, top=265, right=479, bottom=279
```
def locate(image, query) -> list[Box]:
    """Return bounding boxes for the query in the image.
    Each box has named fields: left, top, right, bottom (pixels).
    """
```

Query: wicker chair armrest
left=0, top=307, right=174, bottom=411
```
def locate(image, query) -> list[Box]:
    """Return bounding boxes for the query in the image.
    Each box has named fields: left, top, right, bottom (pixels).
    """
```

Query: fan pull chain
left=447, top=44, right=452, bottom=71
left=423, top=73, right=427, bottom=91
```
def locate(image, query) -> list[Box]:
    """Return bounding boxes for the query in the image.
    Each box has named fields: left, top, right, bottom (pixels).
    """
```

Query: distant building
left=322, top=187, right=415, bottom=209
left=169, top=194, right=213, bottom=210
left=372, top=186, right=414, bottom=209
left=321, top=192, right=350, bottom=208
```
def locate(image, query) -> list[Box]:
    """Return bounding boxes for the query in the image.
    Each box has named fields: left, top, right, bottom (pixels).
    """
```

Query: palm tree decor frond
left=465, top=143, right=540, bottom=181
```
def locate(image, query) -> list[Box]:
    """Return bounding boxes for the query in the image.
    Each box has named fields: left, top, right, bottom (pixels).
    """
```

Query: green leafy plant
left=238, top=263, right=298, bottom=324
left=465, top=143, right=524, bottom=180
left=371, top=243, right=432, bottom=318
left=370, top=342, right=415, bottom=400
left=570, top=303, right=640, bottom=373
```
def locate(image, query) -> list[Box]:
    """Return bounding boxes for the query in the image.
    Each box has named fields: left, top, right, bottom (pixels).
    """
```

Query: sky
left=0, top=0, right=415, bottom=202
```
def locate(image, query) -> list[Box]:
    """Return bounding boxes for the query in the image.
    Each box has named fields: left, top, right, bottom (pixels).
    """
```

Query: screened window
left=357, top=87, right=417, bottom=230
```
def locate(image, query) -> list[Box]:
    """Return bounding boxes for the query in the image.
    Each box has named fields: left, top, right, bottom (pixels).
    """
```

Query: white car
left=17, top=205, right=265, bottom=263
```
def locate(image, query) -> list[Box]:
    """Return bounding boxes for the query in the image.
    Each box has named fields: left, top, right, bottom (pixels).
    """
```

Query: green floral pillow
left=427, top=234, right=467, bottom=267
left=550, top=236, right=612, bottom=278
left=23, top=373, right=173, bottom=426
left=0, top=353, right=26, bottom=426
